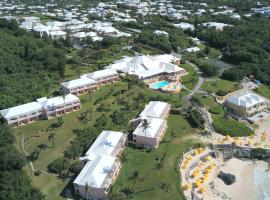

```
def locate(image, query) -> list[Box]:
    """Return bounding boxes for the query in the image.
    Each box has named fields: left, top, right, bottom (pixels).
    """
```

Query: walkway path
left=183, top=61, right=205, bottom=109
left=21, top=137, right=35, bottom=175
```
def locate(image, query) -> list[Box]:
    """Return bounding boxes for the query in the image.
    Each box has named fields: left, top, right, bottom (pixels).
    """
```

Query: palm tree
left=85, top=182, right=89, bottom=200
left=60, top=91, right=66, bottom=114
left=130, top=170, right=143, bottom=192
left=48, top=132, right=56, bottom=148
left=159, top=181, right=170, bottom=200
left=140, top=119, right=151, bottom=149
left=155, top=160, right=164, bottom=176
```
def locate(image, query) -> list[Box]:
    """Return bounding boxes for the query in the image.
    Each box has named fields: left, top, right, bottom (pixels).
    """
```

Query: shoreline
left=205, top=158, right=269, bottom=200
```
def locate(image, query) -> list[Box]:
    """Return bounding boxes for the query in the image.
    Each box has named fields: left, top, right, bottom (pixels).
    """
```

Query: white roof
left=107, top=54, right=184, bottom=78
left=87, top=69, right=118, bottom=80
left=85, top=130, right=124, bottom=159
left=50, top=30, right=66, bottom=36
left=227, top=92, right=266, bottom=108
left=139, top=101, right=169, bottom=118
left=61, top=76, right=97, bottom=90
left=186, top=47, right=200, bottom=52
left=73, top=155, right=116, bottom=188
left=37, top=94, right=79, bottom=110
left=133, top=117, right=165, bottom=138
left=0, top=102, right=42, bottom=119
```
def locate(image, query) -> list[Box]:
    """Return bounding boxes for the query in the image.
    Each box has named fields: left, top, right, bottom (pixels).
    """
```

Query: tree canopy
left=0, top=19, right=66, bottom=110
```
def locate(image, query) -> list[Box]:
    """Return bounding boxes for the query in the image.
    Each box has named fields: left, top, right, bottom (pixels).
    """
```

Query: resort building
left=107, top=54, right=186, bottom=84
left=0, top=102, right=43, bottom=126
left=139, top=101, right=170, bottom=120
left=133, top=117, right=167, bottom=149
left=85, top=69, right=119, bottom=86
left=132, top=101, right=170, bottom=148
left=224, top=92, right=269, bottom=117
left=74, top=131, right=127, bottom=200
left=37, top=94, right=80, bottom=119
left=61, top=76, right=97, bottom=96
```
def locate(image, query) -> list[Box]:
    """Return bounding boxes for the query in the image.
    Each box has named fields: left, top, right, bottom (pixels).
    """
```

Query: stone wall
left=214, top=144, right=270, bottom=161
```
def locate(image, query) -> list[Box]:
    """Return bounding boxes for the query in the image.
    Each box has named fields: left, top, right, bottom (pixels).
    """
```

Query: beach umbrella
left=205, top=155, right=211, bottom=161
left=195, top=181, right=201, bottom=188
left=226, top=135, right=230, bottom=140
left=198, top=148, right=204, bottom=153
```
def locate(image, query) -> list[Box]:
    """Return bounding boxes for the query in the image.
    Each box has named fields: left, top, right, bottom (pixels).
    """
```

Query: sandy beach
left=205, top=158, right=269, bottom=200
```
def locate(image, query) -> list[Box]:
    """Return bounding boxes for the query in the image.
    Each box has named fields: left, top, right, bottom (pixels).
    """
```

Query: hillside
left=0, top=19, right=65, bottom=110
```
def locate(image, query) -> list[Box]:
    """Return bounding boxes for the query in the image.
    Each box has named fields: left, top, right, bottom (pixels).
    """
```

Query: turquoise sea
left=254, top=164, right=270, bottom=200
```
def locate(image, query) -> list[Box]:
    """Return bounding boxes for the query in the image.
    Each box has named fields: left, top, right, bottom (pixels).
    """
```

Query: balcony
left=100, top=160, right=121, bottom=190
left=111, top=134, right=127, bottom=157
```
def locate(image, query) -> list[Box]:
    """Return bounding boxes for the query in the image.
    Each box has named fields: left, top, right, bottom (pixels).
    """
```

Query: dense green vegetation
left=198, top=17, right=270, bottom=84
left=0, top=19, right=66, bottom=110
left=186, top=108, right=205, bottom=129
left=0, top=124, right=44, bottom=200
left=212, top=116, right=253, bottom=137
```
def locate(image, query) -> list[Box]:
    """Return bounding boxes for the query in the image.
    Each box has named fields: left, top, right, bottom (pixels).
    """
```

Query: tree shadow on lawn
left=59, top=174, right=79, bottom=200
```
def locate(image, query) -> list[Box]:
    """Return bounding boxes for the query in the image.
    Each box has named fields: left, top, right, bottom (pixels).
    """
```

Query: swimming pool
left=149, top=81, right=170, bottom=89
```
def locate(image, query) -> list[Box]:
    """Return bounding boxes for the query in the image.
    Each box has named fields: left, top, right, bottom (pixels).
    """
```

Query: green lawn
left=254, top=85, right=270, bottom=100
left=193, top=94, right=253, bottom=137
left=14, top=79, right=196, bottom=200
left=181, top=64, right=199, bottom=90
left=113, top=114, right=200, bottom=200
left=201, top=79, right=237, bottom=95
left=212, top=116, right=253, bottom=137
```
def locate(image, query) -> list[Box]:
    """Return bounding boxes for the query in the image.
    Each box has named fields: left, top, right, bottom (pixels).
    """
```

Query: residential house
left=107, top=54, right=186, bottom=83
left=74, top=131, right=127, bottom=200
left=132, top=101, right=170, bottom=148
left=37, top=94, right=80, bottom=119
left=85, top=69, right=119, bottom=86
left=224, top=92, right=269, bottom=117
left=61, top=76, right=98, bottom=96
left=0, top=102, right=43, bottom=126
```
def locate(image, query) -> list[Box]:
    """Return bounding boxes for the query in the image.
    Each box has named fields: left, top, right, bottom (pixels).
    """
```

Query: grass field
left=254, top=85, right=270, bottom=100
left=193, top=94, right=253, bottom=137
left=113, top=114, right=200, bottom=200
left=181, top=63, right=199, bottom=90
left=201, top=79, right=237, bottom=94
left=13, top=78, right=198, bottom=200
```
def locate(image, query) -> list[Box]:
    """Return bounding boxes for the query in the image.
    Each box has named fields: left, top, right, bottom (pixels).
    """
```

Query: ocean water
left=254, top=164, right=270, bottom=200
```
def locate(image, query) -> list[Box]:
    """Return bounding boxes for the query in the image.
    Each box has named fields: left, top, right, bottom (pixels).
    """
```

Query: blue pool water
left=150, top=81, right=170, bottom=89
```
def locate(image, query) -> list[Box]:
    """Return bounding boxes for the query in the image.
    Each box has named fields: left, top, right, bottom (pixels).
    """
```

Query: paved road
left=183, top=61, right=205, bottom=109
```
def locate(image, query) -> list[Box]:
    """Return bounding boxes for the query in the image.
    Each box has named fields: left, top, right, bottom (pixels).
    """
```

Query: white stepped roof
left=227, top=92, right=266, bottom=108
left=0, top=102, right=42, bottom=119
left=61, top=76, right=97, bottom=89
left=73, top=155, right=116, bottom=188
left=87, top=69, right=118, bottom=80
left=37, top=94, right=79, bottom=110
left=85, top=130, right=124, bottom=159
left=139, top=101, right=169, bottom=118
left=133, top=117, right=165, bottom=138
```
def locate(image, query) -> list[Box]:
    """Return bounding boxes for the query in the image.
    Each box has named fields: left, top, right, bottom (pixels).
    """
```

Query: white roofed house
left=74, top=131, right=127, bottom=200
left=50, top=31, right=67, bottom=40
left=224, top=92, right=269, bottom=118
left=0, top=102, right=43, bottom=126
left=61, top=76, right=97, bottom=96
left=132, top=101, right=170, bottom=149
left=107, top=54, right=186, bottom=84
left=37, top=94, right=80, bottom=119
left=133, top=117, right=167, bottom=149
left=85, top=69, right=119, bottom=86
left=139, top=101, right=170, bottom=120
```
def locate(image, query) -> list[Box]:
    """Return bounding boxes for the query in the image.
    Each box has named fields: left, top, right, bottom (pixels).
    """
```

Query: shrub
left=186, top=108, right=205, bottom=129
left=209, top=105, right=223, bottom=114
left=48, top=157, right=70, bottom=175
left=34, top=170, right=41, bottom=176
